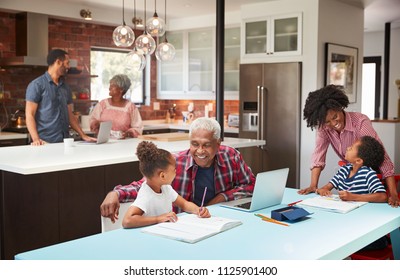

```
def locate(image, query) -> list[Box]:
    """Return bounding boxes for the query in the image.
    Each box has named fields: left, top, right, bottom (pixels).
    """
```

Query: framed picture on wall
left=325, top=43, right=358, bottom=103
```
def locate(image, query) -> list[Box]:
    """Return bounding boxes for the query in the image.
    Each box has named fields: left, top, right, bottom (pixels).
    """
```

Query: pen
left=200, top=187, right=207, bottom=211
left=288, top=200, right=303, bottom=207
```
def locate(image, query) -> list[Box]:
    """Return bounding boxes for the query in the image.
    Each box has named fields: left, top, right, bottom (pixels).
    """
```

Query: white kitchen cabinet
left=241, top=13, right=302, bottom=59
left=158, top=32, right=184, bottom=94
left=157, top=27, right=239, bottom=100
left=224, top=27, right=240, bottom=96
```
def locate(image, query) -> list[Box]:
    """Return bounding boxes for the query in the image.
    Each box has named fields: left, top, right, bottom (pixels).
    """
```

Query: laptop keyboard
left=237, top=202, right=251, bottom=209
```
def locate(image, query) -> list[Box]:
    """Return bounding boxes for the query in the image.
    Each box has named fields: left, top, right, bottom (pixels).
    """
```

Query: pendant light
left=113, top=0, right=135, bottom=47
left=155, top=0, right=176, bottom=61
left=125, top=0, right=146, bottom=71
left=135, top=0, right=156, bottom=55
left=146, top=0, right=166, bottom=37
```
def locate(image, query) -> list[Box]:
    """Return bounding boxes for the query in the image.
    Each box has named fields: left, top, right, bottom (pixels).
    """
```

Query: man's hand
left=81, top=134, right=97, bottom=142
left=30, top=138, right=46, bottom=146
left=100, top=191, right=120, bottom=223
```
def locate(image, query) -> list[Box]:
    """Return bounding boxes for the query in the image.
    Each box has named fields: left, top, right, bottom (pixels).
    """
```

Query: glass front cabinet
left=241, top=13, right=302, bottom=59
left=157, top=27, right=240, bottom=100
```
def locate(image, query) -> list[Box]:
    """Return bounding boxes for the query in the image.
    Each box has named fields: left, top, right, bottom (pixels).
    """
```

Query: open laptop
left=78, top=121, right=112, bottom=144
left=220, top=168, right=289, bottom=212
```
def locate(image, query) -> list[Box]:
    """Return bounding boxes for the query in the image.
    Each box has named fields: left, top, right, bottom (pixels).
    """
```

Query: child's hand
left=338, top=191, right=353, bottom=201
left=198, top=207, right=211, bottom=218
left=316, top=188, right=331, bottom=196
left=157, top=211, right=178, bottom=223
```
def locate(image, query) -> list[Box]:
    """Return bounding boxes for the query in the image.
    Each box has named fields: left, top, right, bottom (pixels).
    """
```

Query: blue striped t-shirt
left=330, top=164, right=386, bottom=194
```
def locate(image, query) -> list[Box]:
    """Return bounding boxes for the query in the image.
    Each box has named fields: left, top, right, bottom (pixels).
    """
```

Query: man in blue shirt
left=25, top=49, right=95, bottom=145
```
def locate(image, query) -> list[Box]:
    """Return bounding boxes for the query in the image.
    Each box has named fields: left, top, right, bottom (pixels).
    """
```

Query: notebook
left=220, top=167, right=289, bottom=212
left=297, top=195, right=368, bottom=214
left=141, top=214, right=242, bottom=244
left=78, top=121, right=112, bottom=144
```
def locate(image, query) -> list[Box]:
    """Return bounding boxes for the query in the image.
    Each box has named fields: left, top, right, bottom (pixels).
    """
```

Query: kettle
left=11, top=109, right=26, bottom=128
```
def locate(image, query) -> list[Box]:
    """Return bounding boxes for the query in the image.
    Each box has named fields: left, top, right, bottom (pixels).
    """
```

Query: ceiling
left=1, top=0, right=400, bottom=32
left=56, top=0, right=400, bottom=32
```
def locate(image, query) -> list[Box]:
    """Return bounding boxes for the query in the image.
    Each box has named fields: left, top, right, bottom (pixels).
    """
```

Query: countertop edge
left=0, top=138, right=264, bottom=175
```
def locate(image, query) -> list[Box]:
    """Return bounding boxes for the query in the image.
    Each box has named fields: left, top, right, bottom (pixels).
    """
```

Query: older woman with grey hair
left=89, top=74, right=143, bottom=138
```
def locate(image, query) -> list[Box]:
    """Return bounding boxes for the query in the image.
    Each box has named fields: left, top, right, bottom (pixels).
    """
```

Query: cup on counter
left=110, top=130, right=124, bottom=139
left=63, top=138, right=74, bottom=147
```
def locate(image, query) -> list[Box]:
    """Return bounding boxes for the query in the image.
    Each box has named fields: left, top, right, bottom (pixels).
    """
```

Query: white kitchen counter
left=0, top=137, right=264, bottom=175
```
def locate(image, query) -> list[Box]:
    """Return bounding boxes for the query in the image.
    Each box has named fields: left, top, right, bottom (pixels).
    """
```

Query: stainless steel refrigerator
left=239, top=62, right=301, bottom=188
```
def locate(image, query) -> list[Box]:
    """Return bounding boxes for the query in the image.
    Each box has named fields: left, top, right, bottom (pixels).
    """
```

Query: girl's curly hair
left=136, top=141, right=173, bottom=178
left=358, top=136, right=384, bottom=172
left=303, top=85, right=349, bottom=130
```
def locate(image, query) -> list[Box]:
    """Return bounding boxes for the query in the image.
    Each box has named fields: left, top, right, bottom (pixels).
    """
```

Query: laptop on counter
left=220, top=168, right=289, bottom=212
left=78, top=121, right=112, bottom=144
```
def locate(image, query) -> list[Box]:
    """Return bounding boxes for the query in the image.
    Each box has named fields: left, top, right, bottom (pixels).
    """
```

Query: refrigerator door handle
left=257, top=86, right=261, bottom=141
left=257, top=86, right=267, bottom=149
left=257, top=86, right=266, bottom=149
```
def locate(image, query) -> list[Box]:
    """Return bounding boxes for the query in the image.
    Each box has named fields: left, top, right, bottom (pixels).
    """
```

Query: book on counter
left=141, top=214, right=242, bottom=243
left=297, top=194, right=368, bottom=214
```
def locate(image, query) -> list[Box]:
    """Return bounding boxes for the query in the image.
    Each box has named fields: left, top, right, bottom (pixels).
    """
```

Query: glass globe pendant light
left=146, top=0, right=166, bottom=37
left=155, top=0, right=176, bottom=61
left=135, top=0, right=156, bottom=55
left=125, top=0, right=146, bottom=72
left=125, top=49, right=146, bottom=71
left=113, top=0, right=135, bottom=47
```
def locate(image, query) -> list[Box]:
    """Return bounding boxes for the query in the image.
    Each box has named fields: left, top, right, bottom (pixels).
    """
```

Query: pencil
left=254, top=213, right=289, bottom=227
left=200, top=187, right=207, bottom=211
left=288, top=200, right=303, bottom=206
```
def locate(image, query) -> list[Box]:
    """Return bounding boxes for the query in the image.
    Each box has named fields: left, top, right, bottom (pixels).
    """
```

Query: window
left=90, top=47, right=145, bottom=104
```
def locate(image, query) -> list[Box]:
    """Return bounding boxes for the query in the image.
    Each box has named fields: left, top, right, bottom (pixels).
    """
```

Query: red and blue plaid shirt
left=114, top=145, right=255, bottom=212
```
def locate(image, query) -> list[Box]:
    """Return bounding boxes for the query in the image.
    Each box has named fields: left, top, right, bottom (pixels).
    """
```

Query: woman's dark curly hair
left=136, top=141, right=174, bottom=178
left=358, top=136, right=385, bottom=172
left=303, top=85, right=349, bottom=130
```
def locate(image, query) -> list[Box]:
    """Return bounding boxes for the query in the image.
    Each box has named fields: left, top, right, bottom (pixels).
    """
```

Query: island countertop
left=0, top=137, right=264, bottom=175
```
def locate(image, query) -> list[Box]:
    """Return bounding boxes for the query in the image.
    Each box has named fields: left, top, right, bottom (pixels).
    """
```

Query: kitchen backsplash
left=0, top=11, right=238, bottom=126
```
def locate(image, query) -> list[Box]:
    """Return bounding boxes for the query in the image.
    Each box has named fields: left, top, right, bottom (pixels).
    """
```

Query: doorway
left=362, top=56, right=381, bottom=119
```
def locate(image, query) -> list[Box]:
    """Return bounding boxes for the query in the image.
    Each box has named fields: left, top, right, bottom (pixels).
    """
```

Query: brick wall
left=0, top=11, right=239, bottom=126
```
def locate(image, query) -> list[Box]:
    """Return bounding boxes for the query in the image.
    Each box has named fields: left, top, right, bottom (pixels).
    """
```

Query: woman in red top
left=298, top=85, right=399, bottom=207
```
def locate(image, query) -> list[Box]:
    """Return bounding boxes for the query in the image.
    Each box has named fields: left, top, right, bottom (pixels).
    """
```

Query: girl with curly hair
left=122, top=141, right=210, bottom=228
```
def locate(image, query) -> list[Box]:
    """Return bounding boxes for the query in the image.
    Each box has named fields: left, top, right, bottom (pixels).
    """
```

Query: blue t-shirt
left=194, top=165, right=215, bottom=206
left=330, top=164, right=386, bottom=194
left=26, top=72, right=72, bottom=143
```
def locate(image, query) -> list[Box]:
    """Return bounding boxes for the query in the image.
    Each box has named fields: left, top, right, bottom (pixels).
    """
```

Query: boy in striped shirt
left=316, top=136, right=387, bottom=202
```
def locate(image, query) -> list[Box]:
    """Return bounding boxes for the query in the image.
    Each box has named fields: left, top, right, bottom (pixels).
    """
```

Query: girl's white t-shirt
left=132, top=181, right=179, bottom=216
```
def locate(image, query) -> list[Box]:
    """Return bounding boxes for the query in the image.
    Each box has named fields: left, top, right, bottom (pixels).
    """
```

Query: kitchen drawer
left=0, top=138, right=28, bottom=147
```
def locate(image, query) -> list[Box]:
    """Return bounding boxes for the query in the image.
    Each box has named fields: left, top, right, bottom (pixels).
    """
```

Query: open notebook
left=297, top=195, right=368, bottom=214
left=141, top=214, right=242, bottom=243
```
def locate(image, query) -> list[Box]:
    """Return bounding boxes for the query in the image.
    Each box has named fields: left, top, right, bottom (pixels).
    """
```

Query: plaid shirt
left=114, top=145, right=256, bottom=212
left=311, top=111, right=394, bottom=178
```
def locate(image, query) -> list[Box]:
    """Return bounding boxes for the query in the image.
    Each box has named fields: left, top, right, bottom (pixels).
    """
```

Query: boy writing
left=316, top=135, right=387, bottom=202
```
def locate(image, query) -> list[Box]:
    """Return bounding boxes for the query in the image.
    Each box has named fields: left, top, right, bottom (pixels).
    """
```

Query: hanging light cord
left=164, top=0, right=168, bottom=42
left=144, top=0, right=147, bottom=23
left=122, top=0, right=126, bottom=25
left=133, top=0, right=137, bottom=28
